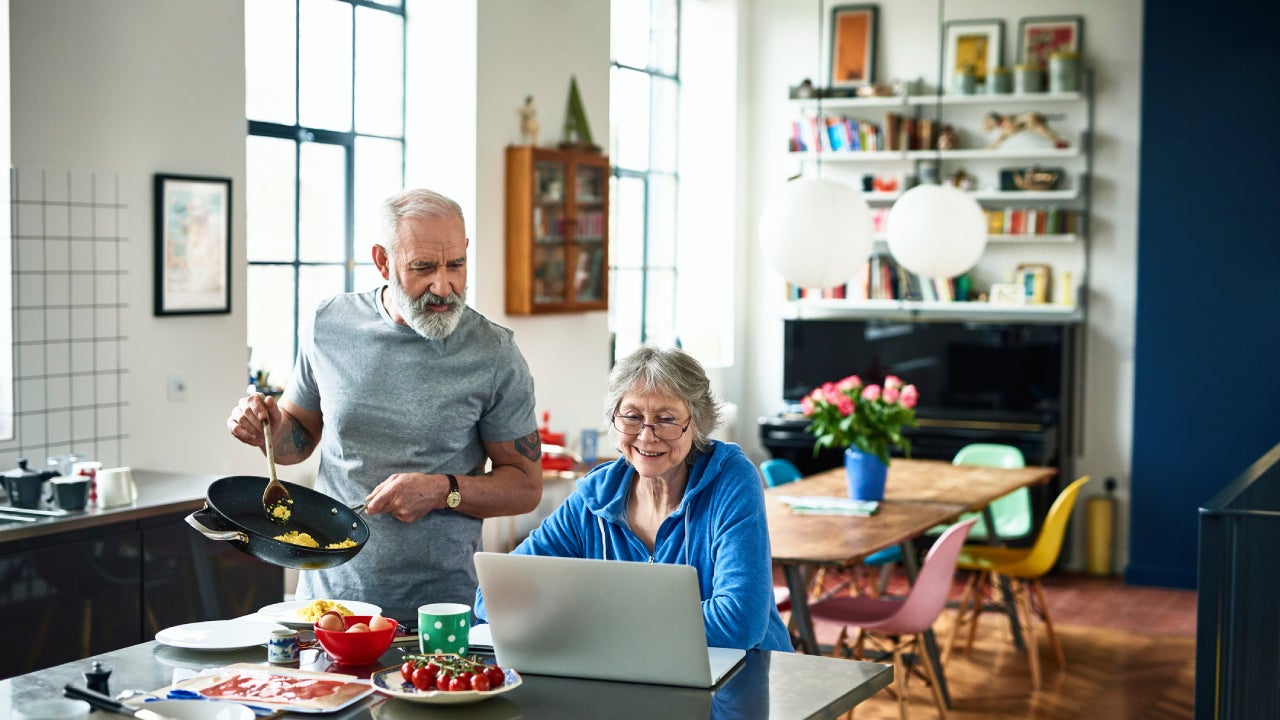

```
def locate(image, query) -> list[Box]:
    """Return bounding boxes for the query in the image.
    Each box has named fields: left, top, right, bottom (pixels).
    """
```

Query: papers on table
left=779, top=495, right=880, bottom=516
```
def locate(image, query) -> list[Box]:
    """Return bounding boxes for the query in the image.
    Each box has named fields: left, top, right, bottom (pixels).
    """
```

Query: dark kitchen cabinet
left=3, top=510, right=282, bottom=680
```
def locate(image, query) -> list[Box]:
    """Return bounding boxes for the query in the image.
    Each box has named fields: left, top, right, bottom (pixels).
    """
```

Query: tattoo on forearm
left=514, top=430, right=542, bottom=462
left=289, top=418, right=314, bottom=453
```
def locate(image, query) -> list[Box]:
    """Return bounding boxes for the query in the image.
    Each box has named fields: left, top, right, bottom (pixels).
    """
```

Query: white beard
left=386, top=271, right=464, bottom=340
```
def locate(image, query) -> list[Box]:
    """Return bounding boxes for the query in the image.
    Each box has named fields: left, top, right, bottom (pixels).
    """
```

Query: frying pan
left=186, top=475, right=369, bottom=570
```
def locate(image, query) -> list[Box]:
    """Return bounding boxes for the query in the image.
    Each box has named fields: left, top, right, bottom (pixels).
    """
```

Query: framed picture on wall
left=828, top=4, right=878, bottom=88
left=154, top=173, right=232, bottom=316
left=1018, top=15, right=1083, bottom=69
left=942, top=19, right=1004, bottom=94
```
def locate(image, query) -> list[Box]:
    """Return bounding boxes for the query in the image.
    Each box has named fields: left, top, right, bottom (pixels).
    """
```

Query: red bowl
left=313, top=614, right=397, bottom=665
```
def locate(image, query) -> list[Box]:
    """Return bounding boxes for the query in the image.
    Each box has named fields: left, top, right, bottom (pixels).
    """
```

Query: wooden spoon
left=262, top=414, right=293, bottom=524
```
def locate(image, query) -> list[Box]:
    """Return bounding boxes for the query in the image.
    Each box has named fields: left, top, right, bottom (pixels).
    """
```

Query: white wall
left=472, top=0, right=614, bottom=452
left=9, top=0, right=259, bottom=478
left=739, top=0, right=1143, bottom=569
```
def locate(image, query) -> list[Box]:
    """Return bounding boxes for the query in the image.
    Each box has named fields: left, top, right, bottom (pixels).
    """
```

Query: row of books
left=786, top=253, right=972, bottom=302
left=985, top=207, right=1079, bottom=235
left=789, top=113, right=939, bottom=154
left=532, top=206, right=606, bottom=240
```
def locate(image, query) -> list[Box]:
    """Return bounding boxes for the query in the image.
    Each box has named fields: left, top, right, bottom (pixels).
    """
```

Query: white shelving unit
left=782, top=75, right=1093, bottom=321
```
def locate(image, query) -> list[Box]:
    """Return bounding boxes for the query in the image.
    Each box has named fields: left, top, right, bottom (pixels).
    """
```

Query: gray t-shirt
left=284, top=286, right=537, bottom=612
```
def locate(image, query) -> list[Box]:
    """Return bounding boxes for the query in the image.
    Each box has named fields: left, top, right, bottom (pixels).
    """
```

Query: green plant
left=801, top=375, right=919, bottom=466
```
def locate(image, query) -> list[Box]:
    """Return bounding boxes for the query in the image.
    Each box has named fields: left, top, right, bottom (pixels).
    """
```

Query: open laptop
left=472, top=552, right=746, bottom=688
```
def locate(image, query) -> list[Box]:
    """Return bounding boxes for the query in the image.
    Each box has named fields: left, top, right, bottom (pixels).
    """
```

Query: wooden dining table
left=766, top=458, right=1057, bottom=704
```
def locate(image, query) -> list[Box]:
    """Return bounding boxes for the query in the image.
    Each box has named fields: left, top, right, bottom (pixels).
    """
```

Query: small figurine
left=937, top=124, right=959, bottom=150
left=518, top=96, right=539, bottom=146
left=983, top=111, right=1068, bottom=149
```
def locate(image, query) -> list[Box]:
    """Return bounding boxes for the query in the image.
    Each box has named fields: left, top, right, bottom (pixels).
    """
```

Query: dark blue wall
left=1130, top=0, right=1280, bottom=587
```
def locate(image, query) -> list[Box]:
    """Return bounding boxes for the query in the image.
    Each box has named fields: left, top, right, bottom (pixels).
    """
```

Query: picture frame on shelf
left=153, top=173, right=232, bottom=316
left=988, top=282, right=1025, bottom=306
left=1016, top=263, right=1052, bottom=304
left=942, top=19, right=1004, bottom=94
left=1018, top=15, right=1083, bottom=69
left=828, top=4, right=878, bottom=88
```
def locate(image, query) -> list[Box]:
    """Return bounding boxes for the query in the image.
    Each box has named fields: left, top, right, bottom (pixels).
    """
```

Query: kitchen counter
left=2, top=640, right=893, bottom=719
left=0, top=469, right=218, bottom=545
left=4, top=470, right=283, bottom=680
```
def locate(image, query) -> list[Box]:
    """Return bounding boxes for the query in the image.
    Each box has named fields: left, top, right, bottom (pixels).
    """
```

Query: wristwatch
left=445, top=474, right=462, bottom=509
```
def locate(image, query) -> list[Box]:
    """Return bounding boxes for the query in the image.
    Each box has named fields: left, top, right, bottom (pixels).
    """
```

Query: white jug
left=96, top=467, right=137, bottom=508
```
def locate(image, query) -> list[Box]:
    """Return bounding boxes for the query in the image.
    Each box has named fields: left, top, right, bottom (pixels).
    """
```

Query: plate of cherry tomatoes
left=372, top=653, right=521, bottom=705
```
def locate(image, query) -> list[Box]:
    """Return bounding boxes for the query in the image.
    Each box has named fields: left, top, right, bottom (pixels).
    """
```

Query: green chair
left=931, top=443, right=1032, bottom=543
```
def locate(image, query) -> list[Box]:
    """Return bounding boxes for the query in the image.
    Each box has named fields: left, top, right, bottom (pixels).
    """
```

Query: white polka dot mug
left=417, top=602, right=471, bottom=655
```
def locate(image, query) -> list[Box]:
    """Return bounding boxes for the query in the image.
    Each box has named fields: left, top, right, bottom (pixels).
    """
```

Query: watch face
left=446, top=491, right=462, bottom=509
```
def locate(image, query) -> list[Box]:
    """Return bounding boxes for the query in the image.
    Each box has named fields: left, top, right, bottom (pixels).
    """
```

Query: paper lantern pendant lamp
left=885, top=184, right=988, bottom=279
left=758, top=177, right=873, bottom=289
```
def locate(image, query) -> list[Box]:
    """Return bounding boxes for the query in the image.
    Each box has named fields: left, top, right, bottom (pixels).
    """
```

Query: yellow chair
left=945, top=475, right=1091, bottom=690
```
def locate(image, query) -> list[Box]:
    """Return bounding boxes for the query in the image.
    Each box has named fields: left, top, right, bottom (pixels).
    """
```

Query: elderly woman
left=475, top=344, right=793, bottom=652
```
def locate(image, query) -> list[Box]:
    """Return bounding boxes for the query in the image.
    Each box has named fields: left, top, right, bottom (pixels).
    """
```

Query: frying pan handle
left=185, top=507, right=248, bottom=542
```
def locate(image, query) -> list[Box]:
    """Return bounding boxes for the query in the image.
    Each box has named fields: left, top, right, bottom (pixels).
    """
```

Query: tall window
left=609, top=0, right=680, bottom=360
left=244, top=0, right=406, bottom=385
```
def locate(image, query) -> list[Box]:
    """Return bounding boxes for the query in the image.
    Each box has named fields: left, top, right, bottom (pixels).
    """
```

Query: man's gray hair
left=380, top=188, right=464, bottom=253
left=604, top=344, right=723, bottom=458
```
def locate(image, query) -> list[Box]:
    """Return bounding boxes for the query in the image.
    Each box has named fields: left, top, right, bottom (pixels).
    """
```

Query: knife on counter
left=63, top=684, right=178, bottom=720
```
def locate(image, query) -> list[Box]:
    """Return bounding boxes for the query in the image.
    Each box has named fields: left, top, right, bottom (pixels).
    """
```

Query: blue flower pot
left=845, top=447, right=887, bottom=501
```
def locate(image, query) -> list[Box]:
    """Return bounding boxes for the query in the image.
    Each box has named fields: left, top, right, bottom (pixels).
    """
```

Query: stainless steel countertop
left=0, top=469, right=221, bottom=545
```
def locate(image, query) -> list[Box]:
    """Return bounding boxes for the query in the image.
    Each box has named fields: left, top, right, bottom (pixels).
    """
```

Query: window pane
left=611, top=0, right=651, bottom=69
left=611, top=175, right=645, bottom=269
left=246, top=136, right=297, bottom=262
left=355, top=7, right=404, bottom=137
left=299, top=0, right=353, bottom=131
left=609, top=267, right=643, bottom=357
left=610, top=67, right=651, bottom=171
left=650, top=77, right=678, bottom=173
left=643, top=268, right=676, bottom=346
left=299, top=265, right=346, bottom=329
left=247, top=265, right=296, bottom=386
left=299, top=142, right=347, bottom=263
left=353, top=136, right=403, bottom=262
left=245, top=0, right=297, bottom=124
left=646, top=173, right=676, bottom=268
left=652, top=0, right=679, bottom=76
left=354, top=262, right=383, bottom=292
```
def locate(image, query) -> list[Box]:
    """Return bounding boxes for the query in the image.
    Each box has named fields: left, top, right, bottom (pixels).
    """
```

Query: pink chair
left=808, top=518, right=977, bottom=719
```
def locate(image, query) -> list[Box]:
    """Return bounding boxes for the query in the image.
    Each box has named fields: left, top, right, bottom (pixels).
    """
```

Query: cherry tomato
left=484, top=665, right=505, bottom=687
left=425, top=660, right=441, bottom=676
left=448, top=676, right=469, bottom=692
left=400, top=660, right=416, bottom=683
left=436, top=670, right=453, bottom=690
left=470, top=672, right=491, bottom=692
left=410, top=666, right=434, bottom=691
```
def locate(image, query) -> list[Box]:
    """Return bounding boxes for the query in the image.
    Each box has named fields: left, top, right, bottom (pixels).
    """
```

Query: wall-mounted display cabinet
left=505, top=146, right=609, bottom=315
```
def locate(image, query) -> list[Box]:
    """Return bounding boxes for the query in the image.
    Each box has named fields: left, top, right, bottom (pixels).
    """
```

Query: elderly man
left=228, top=188, right=542, bottom=614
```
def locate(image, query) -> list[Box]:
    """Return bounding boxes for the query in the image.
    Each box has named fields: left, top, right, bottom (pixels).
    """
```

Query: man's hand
left=226, top=394, right=322, bottom=465
left=364, top=472, right=441, bottom=523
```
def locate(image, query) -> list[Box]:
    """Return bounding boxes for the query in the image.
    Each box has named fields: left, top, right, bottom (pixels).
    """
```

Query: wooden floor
left=801, top=571, right=1197, bottom=719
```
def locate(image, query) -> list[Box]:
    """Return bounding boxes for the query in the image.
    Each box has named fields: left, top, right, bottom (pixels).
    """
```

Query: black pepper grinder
left=84, top=660, right=111, bottom=695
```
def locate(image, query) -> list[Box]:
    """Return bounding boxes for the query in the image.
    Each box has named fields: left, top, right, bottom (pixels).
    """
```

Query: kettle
left=4, top=458, right=60, bottom=509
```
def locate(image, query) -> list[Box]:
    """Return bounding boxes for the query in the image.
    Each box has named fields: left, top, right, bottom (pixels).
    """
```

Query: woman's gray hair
left=604, top=344, right=723, bottom=458
left=380, top=188, right=464, bottom=254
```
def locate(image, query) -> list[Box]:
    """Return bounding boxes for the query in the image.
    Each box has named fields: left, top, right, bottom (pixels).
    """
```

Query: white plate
left=155, top=620, right=287, bottom=650
left=371, top=666, right=522, bottom=705
left=257, top=599, right=382, bottom=628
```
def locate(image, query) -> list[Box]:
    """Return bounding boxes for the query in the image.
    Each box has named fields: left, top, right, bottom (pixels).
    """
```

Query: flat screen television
left=782, top=319, right=1067, bottom=422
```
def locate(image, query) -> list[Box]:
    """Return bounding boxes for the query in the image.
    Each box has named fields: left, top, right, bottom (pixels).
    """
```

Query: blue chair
left=760, top=458, right=902, bottom=597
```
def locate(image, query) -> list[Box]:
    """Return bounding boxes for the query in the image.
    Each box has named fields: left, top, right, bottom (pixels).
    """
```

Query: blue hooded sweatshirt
left=475, top=440, right=794, bottom=652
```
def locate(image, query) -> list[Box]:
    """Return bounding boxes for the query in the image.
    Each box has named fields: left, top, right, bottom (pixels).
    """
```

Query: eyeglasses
left=612, top=415, right=690, bottom=441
